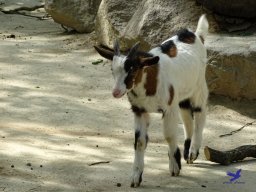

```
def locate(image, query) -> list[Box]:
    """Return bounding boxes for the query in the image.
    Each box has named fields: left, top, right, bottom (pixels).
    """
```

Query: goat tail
left=195, top=14, right=209, bottom=41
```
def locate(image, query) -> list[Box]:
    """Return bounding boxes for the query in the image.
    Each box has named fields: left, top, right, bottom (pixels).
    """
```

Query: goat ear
left=113, top=39, right=120, bottom=56
left=140, top=56, right=160, bottom=66
left=94, top=45, right=114, bottom=60
left=127, top=42, right=140, bottom=58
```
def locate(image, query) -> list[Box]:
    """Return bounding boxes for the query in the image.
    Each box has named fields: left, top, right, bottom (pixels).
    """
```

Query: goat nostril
left=113, top=89, right=121, bottom=97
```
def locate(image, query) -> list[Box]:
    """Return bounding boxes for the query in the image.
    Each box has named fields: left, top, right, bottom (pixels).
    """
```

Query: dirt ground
left=0, top=9, right=256, bottom=192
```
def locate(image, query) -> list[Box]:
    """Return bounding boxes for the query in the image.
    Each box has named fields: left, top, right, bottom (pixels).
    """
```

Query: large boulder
left=95, top=0, right=218, bottom=50
left=206, top=35, right=256, bottom=100
left=45, top=0, right=101, bottom=33
left=95, top=0, right=140, bottom=49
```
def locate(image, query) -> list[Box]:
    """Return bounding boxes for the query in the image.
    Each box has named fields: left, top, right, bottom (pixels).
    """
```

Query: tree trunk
left=204, top=145, right=256, bottom=165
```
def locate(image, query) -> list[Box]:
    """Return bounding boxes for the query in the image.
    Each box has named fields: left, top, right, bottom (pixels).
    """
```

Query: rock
left=206, top=34, right=256, bottom=100
left=95, top=0, right=219, bottom=50
left=95, top=0, right=139, bottom=49
left=196, top=0, right=256, bottom=18
left=0, top=0, right=44, bottom=12
left=45, top=0, right=101, bottom=33
left=214, top=14, right=252, bottom=32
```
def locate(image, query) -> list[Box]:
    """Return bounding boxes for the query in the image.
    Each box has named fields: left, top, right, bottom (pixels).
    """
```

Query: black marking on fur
left=160, top=40, right=176, bottom=56
left=179, top=99, right=191, bottom=109
left=162, top=111, right=165, bottom=118
left=124, top=51, right=154, bottom=73
left=139, top=172, right=143, bottom=184
left=124, top=70, right=134, bottom=89
left=179, top=99, right=202, bottom=118
left=160, top=40, right=175, bottom=53
left=124, top=59, right=135, bottom=73
left=146, top=134, right=149, bottom=146
left=174, top=147, right=182, bottom=170
left=134, top=130, right=140, bottom=150
left=193, top=107, right=202, bottom=113
left=131, top=105, right=146, bottom=117
left=196, top=150, right=199, bottom=159
left=184, top=139, right=191, bottom=160
left=131, top=90, right=138, bottom=97
left=158, top=108, right=164, bottom=113
left=158, top=108, right=166, bottom=118
left=177, top=28, right=196, bottom=44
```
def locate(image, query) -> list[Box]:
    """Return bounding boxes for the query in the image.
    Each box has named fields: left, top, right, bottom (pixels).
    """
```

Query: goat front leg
left=131, top=110, right=149, bottom=188
left=163, top=106, right=181, bottom=176
left=187, top=105, right=206, bottom=163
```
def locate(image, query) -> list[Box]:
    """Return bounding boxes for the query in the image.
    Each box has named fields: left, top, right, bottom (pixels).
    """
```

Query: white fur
left=113, top=15, right=209, bottom=187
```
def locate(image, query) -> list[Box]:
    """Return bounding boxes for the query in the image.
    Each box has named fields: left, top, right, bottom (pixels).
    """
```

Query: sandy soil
left=0, top=9, right=256, bottom=192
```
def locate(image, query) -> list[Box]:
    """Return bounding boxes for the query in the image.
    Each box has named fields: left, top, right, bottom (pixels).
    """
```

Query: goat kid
left=94, top=15, right=209, bottom=188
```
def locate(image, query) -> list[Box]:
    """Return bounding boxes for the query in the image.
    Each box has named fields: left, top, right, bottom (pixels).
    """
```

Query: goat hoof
left=169, top=161, right=180, bottom=176
left=187, top=150, right=199, bottom=164
left=131, top=171, right=143, bottom=188
left=130, top=182, right=140, bottom=188
left=171, top=170, right=180, bottom=176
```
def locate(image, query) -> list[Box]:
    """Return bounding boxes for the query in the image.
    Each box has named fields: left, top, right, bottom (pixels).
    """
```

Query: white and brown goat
left=94, top=15, right=209, bottom=187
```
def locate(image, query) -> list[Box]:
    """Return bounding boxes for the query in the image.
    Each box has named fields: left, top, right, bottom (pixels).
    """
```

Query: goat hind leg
left=188, top=82, right=208, bottom=164
left=179, top=107, right=194, bottom=161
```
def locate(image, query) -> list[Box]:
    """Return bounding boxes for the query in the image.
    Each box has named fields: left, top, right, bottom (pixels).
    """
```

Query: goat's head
left=94, top=41, right=159, bottom=98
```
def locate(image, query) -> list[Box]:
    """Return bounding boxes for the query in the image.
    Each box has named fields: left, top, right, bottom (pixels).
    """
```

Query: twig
left=1, top=5, right=44, bottom=13
left=7, top=12, right=47, bottom=20
left=61, top=24, right=69, bottom=32
left=88, top=161, right=110, bottom=166
left=1, top=5, right=50, bottom=20
left=219, top=121, right=256, bottom=138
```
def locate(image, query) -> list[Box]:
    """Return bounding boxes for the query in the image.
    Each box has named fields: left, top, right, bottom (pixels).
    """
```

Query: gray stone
left=95, top=0, right=139, bottom=49
left=214, top=14, right=253, bottom=32
left=206, top=35, right=256, bottom=100
left=95, top=0, right=219, bottom=50
left=45, top=0, right=101, bottom=33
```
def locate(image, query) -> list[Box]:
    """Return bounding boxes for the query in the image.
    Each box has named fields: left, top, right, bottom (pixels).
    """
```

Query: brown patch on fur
left=125, top=68, right=144, bottom=90
left=167, top=46, right=177, bottom=57
left=182, top=37, right=195, bottom=44
left=143, top=65, right=159, bottom=96
left=125, top=74, right=134, bottom=90
left=160, top=40, right=177, bottom=58
left=134, top=69, right=144, bottom=86
left=199, top=35, right=204, bottom=44
left=168, top=85, right=174, bottom=105
left=177, top=29, right=196, bottom=44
